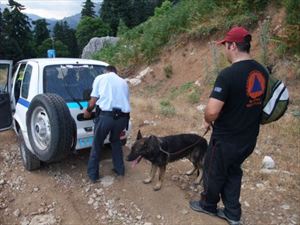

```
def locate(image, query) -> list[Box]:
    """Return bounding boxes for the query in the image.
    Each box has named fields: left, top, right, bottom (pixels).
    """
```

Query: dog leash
left=157, top=128, right=209, bottom=160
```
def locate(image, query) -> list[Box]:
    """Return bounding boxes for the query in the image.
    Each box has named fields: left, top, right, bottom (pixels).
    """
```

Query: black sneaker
left=217, top=208, right=240, bottom=225
left=189, top=201, right=217, bottom=216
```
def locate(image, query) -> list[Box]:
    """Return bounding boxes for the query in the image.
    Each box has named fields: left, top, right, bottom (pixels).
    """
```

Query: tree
left=76, top=17, right=110, bottom=51
left=81, top=0, right=95, bottom=18
left=100, top=0, right=164, bottom=36
left=33, top=19, right=50, bottom=46
left=53, top=21, right=79, bottom=57
left=1, top=1, right=35, bottom=61
left=37, top=38, right=69, bottom=57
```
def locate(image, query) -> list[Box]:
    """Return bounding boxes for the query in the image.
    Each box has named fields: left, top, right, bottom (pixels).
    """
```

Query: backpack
left=260, top=74, right=289, bottom=124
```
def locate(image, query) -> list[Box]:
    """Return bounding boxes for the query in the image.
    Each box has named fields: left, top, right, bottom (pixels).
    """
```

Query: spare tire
left=26, top=93, right=74, bottom=162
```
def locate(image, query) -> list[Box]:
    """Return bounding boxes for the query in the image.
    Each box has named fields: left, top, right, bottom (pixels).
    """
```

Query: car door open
left=0, top=60, right=13, bottom=131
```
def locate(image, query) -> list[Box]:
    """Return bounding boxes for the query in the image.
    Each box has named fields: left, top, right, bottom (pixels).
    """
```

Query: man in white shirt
left=83, top=65, right=130, bottom=182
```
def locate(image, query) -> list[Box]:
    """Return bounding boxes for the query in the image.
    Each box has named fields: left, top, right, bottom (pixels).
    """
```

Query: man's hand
left=83, top=109, right=92, bottom=119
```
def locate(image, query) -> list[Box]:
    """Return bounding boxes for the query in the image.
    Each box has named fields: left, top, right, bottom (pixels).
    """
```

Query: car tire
left=26, top=93, right=74, bottom=162
left=19, top=130, right=41, bottom=171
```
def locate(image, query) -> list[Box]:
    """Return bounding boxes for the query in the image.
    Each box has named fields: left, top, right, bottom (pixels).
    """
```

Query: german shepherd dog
left=127, top=130, right=207, bottom=191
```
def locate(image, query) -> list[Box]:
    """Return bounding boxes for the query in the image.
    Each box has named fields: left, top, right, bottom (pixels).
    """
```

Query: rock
left=281, top=204, right=290, bottom=210
left=126, top=78, right=141, bottom=86
left=101, top=176, right=115, bottom=187
left=13, top=208, right=21, bottom=217
left=144, top=223, right=153, bottom=225
left=196, top=104, right=206, bottom=112
left=136, top=215, right=142, bottom=220
left=81, top=37, right=119, bottom=59
left=244, top=201, right=250, bottom=207
left=29, top=214, right=56, bottom=225
left=33, top=187, right=39, bottom=192
left=0, top=179, right=5, bottom=185
left=88, top=198, right=94, bottom=205
left=262, top=156, right=275, bottom=169
left=181, top=209, right=189, bottom=215
left=256, top=183, right=264, bottom=189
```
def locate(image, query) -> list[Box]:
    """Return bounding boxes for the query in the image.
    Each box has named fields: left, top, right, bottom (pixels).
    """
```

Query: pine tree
left=76, top=17, right=110, bottom=51
left=100, top=0, right=165, bottom=36
left=1, top=1, right=35, bottom=61
left=81, top=0, right=95, bottom=18
left=53, top=21, right=79, bottom=57
left=33, top=19, right=50, bottom=46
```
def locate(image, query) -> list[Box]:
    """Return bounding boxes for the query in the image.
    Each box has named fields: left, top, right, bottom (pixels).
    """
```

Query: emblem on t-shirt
left=214, top=87, right=222, bottom=93
left=246, top=70, right=266, bottom=107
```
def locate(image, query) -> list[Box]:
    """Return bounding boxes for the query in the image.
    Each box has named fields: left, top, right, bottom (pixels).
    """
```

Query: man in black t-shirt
left=190, top=27, right=268, bottom=225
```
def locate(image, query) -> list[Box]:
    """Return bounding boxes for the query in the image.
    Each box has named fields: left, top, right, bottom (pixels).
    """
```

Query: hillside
left=125, top=3, right=300, bottom=225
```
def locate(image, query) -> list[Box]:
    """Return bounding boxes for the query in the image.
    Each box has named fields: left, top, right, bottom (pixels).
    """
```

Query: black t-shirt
left=210, top=60, right=269, bottom=143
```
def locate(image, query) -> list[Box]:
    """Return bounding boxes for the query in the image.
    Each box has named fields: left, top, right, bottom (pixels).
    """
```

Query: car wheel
left=19, top=130, right=41, bottom=171
left=26, top=94, right=75, bottom=162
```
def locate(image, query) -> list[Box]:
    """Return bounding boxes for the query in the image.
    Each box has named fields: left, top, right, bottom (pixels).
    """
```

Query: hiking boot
left=217, top=208, right=240, bottom=225
left=189, top=201, right=217, bottom=216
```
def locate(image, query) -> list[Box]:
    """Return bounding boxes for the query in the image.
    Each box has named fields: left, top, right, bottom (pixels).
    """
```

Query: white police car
left=0, top=58, right=130, bottom=170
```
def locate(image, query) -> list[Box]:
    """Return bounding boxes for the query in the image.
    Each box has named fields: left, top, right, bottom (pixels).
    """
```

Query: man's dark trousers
left=199, top=137, right=257, bottom=221
left=87, top=114, right=129, bottom=181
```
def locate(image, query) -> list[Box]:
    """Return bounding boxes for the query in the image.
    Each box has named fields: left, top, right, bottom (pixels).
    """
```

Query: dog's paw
left=143, top=178, right=152, bottom=184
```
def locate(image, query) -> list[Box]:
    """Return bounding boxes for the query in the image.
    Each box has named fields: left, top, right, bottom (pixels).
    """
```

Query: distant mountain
left=0, top=2, right=102, bottom=31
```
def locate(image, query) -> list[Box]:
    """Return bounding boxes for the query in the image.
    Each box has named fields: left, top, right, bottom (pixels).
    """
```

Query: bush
left=160, top=100, right=176, bottom=116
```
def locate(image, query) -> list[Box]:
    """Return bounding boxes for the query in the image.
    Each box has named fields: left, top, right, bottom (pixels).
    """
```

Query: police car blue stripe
left=18, top=98, right=30, bottom=108
left=67, top=101, right=88, bottom=109
left=18, top=98, right=88, bottom=109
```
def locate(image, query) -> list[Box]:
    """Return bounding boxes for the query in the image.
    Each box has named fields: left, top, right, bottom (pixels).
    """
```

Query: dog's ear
left=146, top=135, right=160, bottom=152
left=136, top=130, right=143, bottom=140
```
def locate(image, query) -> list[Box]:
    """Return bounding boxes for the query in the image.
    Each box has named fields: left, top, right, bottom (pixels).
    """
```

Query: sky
left=0, top=0, right=101, bottom=19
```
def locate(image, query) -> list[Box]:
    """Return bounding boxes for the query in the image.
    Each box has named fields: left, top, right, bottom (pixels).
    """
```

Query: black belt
left=100, top=110, right=130, bottom=117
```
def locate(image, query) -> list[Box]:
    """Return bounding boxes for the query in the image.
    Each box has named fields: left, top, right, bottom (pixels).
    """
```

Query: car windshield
left=43, top=64, right=106, bottom=102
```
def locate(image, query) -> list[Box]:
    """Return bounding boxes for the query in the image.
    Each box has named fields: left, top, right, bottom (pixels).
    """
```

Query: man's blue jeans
left=87, top=114, right=128, bottom=181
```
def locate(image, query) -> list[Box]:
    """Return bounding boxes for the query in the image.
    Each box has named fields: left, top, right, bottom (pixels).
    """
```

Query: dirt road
left=0, top=130, right=229, bottom=225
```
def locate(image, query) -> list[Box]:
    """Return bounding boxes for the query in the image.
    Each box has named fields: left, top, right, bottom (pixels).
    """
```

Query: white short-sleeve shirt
left=90, top=72, right=130, bottom=113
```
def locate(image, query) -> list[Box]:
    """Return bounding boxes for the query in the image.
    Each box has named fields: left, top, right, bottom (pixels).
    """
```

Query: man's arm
left=203, top=97, right=224, bottom=130
left=83, top=97, right=98, bottom=119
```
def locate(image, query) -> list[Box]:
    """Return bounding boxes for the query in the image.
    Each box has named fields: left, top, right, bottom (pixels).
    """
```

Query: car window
left=0, top=64, right=9, bottom=92
left=21, top=65, right=33, bottom=99
left=44, top=64, right=106, bottom=102
left=14, top=63, right=26, bottom=102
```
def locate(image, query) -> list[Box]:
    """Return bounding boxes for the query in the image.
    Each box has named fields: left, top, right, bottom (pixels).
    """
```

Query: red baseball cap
left=217, top=26, right=250, bottom=45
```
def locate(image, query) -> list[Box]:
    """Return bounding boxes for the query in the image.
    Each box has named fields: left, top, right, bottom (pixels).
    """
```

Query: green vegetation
left=159, top=100, right=176, bottom=117
left=273, top=0, right=300, bottom=58
left=164, top=65, right=173, bottom=78
left=95, top=0, right=270, bottom=68
left=169, top=82, right=201, bottom=104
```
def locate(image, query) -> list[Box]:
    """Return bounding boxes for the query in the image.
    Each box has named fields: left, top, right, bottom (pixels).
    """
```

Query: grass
left=159, top=100, right=176, bottom=117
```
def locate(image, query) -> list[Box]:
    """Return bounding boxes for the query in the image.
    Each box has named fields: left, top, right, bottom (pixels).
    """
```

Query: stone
left=81, top=37, right=119, bottom=59
left=262, top=156, right=275, bottom=169
left=29, top=214, right=56, bottom=225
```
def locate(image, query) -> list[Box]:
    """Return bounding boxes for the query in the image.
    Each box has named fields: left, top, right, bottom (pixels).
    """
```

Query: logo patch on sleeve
left=214, top=87, right=222, bottom=93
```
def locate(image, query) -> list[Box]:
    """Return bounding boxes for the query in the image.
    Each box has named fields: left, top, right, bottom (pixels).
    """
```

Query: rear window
left=43, top=64, right=106, bottom=102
